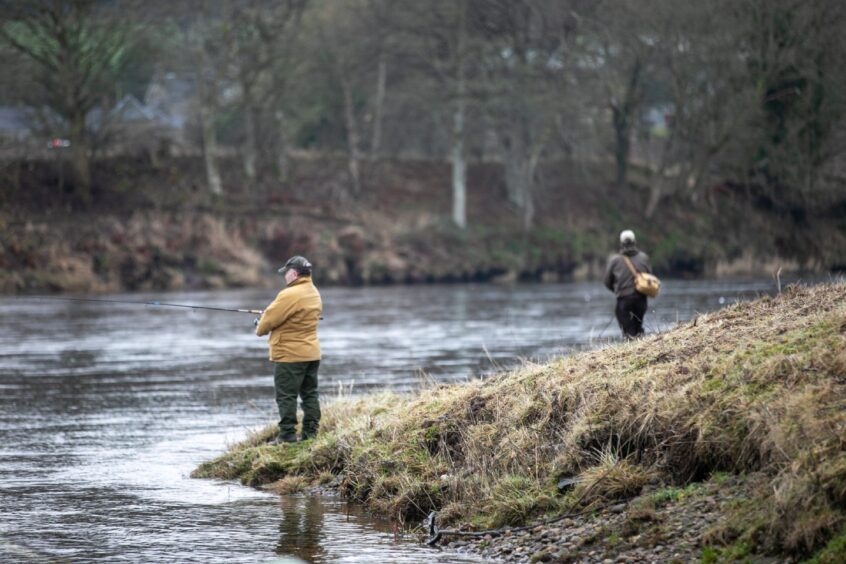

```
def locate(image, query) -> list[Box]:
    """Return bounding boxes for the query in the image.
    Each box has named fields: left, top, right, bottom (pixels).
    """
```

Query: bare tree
left=387, top=0, right=479, bottom=228
left=735, top=0, right=846, bottom=209
left=304, top=0, right=376, bottom=196
left=178, top=8, right=227, bottom=195
left=1, top=0, right=139, bottom=203
left=475, top=0, right=576, bottom=231
left=582, top=0, right=653, bottom=189
left=223, top=0, right=307, bottom=185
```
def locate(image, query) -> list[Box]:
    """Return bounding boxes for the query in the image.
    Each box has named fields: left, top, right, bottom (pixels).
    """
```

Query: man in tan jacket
left=255, top=256, right=323, bottom=444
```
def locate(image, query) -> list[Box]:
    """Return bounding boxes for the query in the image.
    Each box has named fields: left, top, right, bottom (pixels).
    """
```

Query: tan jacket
left=256, top=276, right=322, bottom=362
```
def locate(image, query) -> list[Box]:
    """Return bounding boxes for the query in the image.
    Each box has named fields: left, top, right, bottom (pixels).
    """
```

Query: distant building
left=0, top=106, right=61, bottom=158
left=145, top=72, right=195, bottom=131
left=2, top=72, right=201, bottom=161
left=96, top=93, right=189, bottom=158
left=0, top=106, right=34, bottom=140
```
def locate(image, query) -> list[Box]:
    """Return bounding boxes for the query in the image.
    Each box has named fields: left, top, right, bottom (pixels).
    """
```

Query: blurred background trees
left=1, top=0, right=844, bottom=226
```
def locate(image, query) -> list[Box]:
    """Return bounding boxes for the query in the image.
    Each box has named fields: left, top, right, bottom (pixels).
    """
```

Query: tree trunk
left=342, top=78, right=362, bottom=195
left=451, top=101, right=467, bottom=229
left=503, top=129, right=530, bottom=209
left=451, top=0, right=468, bottom=229
left=612, top=104, right=631, bottom=188
left=69, top=110, right=91, bottom=204
left=504, top=143, right=535, bottom=230
left=371, top=52, right=387, bottom=156
left=612, top=59, right=641, bottom=189
left=645, top=183, right=662, bottom=218
left=242, top=103, right=258, bottom=183
left=644, top=117, right=678, bottom=218
left=502, top=119, right=543, bottom=232
left=522, top=189, right=535, bottom=232
left=275, top=110, right=290, bottom=183
left=200, top=105, right=223, bottom=195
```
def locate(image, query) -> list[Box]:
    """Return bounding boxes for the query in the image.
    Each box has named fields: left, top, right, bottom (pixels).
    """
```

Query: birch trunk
left=645, top=183, right=662, bottom=218
left=503, top=122, right=541, bottom=232
left=275, top=110, right=290, bottom=183
left=451, top=0, right=468, bottom=229
left=242, top=103, right=258, bottom=182
left=342, top=78, right=362, bottom=195
left=200, top=105, right=223, bottom=195
left=451, top=100, right=467, bottom=229
left=371, top=52, right=387, bottom=156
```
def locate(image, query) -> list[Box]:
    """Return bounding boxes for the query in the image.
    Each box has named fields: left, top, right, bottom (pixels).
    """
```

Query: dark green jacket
left=604, top=245, right=652, bottom=298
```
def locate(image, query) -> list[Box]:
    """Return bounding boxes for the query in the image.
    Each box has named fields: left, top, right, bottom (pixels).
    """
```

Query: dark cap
left=278, top=255, right=313, bottom=276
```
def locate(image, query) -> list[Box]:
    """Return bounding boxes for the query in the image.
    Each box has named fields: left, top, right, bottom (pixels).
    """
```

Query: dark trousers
left=273, top=360, right=321, bottom=438
left=615, top=295, right=648, bottom=339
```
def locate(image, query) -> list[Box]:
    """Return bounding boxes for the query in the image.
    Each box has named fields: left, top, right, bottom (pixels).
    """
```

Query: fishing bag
left=622, top=255, right=661, bottom=298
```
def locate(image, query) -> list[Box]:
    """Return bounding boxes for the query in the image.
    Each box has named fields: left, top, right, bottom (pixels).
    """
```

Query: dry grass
left=195, top=283, right=846, bottom=558
left=265, top=475, right=310, bottom=495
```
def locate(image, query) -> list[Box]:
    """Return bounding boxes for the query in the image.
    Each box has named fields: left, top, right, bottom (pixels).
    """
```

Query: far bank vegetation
left=3, top=0, right=846, bottom=284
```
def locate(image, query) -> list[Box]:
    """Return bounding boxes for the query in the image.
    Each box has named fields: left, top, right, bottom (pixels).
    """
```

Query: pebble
left=440, top=477, right=790, bottom=564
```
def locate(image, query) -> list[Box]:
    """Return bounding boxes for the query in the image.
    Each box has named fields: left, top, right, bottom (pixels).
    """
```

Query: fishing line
left=19, top=295, right=263, bottom=314
left=597, top=314, right=616, bottom=338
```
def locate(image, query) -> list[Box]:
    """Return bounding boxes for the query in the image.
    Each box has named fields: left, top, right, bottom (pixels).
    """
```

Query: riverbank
left=194, top=282, right=846, bottom=562
left=3, top=155, right=842, bottom=294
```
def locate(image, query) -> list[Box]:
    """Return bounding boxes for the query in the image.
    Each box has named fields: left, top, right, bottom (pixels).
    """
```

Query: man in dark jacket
left=604, top=230, right=653, bottom=339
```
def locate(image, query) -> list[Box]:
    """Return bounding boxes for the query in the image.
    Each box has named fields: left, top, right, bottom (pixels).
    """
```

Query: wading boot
left=267, top=433, right=298, bottom=445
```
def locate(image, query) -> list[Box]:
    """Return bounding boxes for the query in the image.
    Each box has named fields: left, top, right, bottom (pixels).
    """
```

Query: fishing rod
left=22, top=296, right=263, bottom=315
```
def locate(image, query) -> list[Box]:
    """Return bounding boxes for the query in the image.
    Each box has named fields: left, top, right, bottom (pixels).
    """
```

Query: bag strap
left=622, top=255, right=640, bottom=277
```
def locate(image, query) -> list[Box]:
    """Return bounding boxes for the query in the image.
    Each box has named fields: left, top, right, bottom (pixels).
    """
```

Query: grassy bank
left=194, top=283, right=846, bottom=560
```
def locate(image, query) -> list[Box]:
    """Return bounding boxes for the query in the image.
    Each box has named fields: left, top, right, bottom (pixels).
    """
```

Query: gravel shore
left=438, top=475, right=795, bottom=563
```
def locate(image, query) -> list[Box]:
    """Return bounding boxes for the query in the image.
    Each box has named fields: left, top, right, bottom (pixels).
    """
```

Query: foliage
left=3, top=0, right=844, bottom=224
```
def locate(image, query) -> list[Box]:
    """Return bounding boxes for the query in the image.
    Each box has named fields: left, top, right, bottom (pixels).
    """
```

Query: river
left=0, top=279, right=790, bottom=562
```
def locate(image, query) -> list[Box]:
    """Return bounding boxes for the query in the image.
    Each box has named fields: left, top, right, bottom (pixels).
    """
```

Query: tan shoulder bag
left=622, top=255, right=661, bottom=298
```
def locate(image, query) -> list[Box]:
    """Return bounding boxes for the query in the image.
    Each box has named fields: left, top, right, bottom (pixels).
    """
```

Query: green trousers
left=273, top=360, right=321, bottom=438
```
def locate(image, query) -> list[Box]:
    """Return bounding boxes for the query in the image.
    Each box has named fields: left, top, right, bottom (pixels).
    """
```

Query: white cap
left=620, top=230, right=636, bottom=244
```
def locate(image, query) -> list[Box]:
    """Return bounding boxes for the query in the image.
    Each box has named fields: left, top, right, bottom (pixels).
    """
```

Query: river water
left=0, top=279, right=792, bottom=562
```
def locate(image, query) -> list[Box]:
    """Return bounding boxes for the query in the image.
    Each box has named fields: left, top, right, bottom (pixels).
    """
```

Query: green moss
left=469, top=513, right=489, bottom=529
left=197, top=258, right=221, bottom=274
left=480, top=475, right=559, bottom=528
left=805, top=527, right=846, bottom=563
left=710, top=471, right=731, bottom=485
left=702, top=378, right=726, bottom=393
left=191, top=440, right=312, bottom=486
left=700, top=546, right=720, bottom=563
left=606, top=532, right=621, bottom=546
left=700, top=542, right=753, bottom=563
left=648, top=482, right=708, bottom=508
left=423, top=425, right=440, bottom=443
left=651, top=486, right=683, bottom=506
